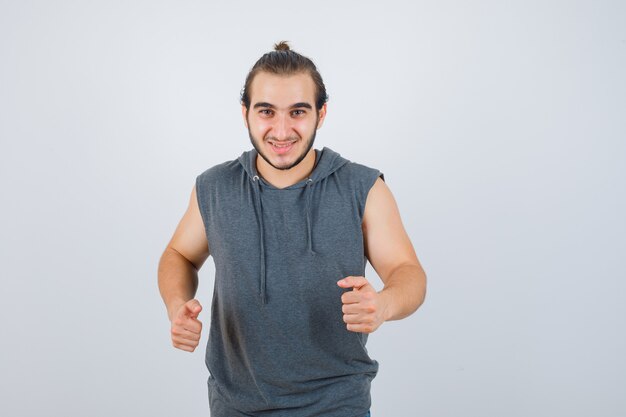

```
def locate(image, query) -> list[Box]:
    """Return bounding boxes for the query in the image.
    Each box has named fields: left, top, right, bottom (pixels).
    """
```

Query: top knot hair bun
left=274, top=41, right=291, bottom=51
left=241, top=41, right=328, bottom=111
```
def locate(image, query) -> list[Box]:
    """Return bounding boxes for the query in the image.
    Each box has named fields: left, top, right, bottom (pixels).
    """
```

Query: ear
left=241, top=104, right=249, bottom=129
left=316, top=103, right=328, bottom=129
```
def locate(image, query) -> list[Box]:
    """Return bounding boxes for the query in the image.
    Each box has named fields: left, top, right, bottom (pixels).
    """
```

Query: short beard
left=246, top=110, right=318, bottom=171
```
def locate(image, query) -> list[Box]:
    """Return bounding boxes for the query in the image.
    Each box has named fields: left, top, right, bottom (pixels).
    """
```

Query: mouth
left=267, top=139, right=297, bottom=154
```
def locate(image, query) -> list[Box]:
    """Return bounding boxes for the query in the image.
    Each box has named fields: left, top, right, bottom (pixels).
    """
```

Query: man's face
left=243, top=71, right=327, bottom=171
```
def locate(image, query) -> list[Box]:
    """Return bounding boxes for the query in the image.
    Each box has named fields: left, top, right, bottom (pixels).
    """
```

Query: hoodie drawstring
left=251, top=175, right=317, bottom=305
left=237, top=148, right=348, bottom=306
left=304, top=178, right=317, bottom=256
left=251, top=175, right=267, bottom=305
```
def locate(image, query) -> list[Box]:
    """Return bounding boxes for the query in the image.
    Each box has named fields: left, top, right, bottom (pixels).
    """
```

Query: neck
left=256, top=148, right=317, bottom=189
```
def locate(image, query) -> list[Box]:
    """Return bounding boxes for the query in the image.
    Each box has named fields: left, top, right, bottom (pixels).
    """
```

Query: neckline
left=255, top=149, right=321, bottom=190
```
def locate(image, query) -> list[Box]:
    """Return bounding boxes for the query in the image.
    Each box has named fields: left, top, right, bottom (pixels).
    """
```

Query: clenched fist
left=170, top=299, right=203, bottom=352
left=337, top=276, right=390, bottom=334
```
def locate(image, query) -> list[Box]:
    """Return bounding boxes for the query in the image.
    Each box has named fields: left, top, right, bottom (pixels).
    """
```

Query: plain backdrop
left=1, top=1, right=625, bottom=416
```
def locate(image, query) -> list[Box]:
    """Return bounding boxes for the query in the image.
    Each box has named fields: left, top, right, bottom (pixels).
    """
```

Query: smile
left=268, top=140, right=296, bottom=147
left=267, top=140, right=297, bottom=154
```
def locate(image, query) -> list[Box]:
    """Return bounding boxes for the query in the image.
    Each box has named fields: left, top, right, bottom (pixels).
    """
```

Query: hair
left=240, top=41, right=329, bottom=111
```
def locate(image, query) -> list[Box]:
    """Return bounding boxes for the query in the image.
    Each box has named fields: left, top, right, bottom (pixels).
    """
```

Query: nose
left=272, top=113, right=291, bottom=140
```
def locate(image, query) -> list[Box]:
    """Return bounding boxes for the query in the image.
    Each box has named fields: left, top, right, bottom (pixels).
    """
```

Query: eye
left=259, top=109, right=273, bottom=116
left=291, top=109, right=305, bottom=116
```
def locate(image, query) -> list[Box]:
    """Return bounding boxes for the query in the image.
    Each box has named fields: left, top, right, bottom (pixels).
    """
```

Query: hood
left=237, top=146, right=350, bottom=304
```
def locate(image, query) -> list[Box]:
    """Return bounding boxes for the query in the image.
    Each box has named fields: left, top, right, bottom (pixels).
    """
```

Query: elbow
left=414, top=270, right=427, bottom=311
left=163, top=246, right=201, bottom=272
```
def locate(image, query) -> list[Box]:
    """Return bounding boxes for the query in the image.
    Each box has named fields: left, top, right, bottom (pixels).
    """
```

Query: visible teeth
left=270, top=141, right=294, bottom=148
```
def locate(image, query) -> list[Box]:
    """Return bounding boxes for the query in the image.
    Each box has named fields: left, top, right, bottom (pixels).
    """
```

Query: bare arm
left=338, top=177, right=427, bottom=333
left=363, top=177, right=427, bottom=321
left=158, top=183, right=210, bottom=321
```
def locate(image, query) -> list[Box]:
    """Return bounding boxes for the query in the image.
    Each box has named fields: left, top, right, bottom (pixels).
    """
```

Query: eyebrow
left=252, top=102, right=313, bottom=110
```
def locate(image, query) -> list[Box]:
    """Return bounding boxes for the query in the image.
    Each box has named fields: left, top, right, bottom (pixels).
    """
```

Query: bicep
left=362, top=177, right=420, bottom=283
left=166, top=184, right=210, bottom=270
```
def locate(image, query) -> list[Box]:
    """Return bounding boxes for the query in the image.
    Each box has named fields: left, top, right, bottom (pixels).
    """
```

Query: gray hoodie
left=196, top=146, right=384, bottom=416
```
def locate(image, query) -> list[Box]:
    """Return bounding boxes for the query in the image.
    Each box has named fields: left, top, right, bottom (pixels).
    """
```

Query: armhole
left=195, top=174, right=211, bottom=243
left=358, top=169, right=385, bottom=220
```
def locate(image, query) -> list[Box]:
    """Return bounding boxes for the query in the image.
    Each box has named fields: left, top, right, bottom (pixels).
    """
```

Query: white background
left=1, top=1, right=625, bottom=416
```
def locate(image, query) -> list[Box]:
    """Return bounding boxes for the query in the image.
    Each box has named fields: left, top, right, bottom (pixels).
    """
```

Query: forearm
left=158, top=247, right=199, bottom=321
left=379, top=264, right=427, bottom=322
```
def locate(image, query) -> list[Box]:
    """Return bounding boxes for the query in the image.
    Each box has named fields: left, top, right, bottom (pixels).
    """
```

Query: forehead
left=249, top=71, right=316, bottom=106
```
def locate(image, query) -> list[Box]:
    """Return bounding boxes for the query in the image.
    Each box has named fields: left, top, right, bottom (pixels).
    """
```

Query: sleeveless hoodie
left=195, top=146, right=384, bottom=417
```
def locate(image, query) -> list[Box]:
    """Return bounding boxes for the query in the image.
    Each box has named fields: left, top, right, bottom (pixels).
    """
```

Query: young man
left=158, top=41, right=427, bottom=417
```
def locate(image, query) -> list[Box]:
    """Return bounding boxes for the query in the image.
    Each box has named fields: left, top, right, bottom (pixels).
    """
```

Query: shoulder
left=335, top=160, right=385, bottom=217
left=337, top=160, right=385, bottom=190
left=195, top=158, right=243, bottom=209
left=196, top=158, right=244, bottom=194
left=196, top=158, right=240, bottom=183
